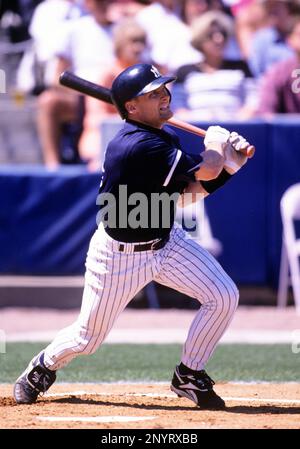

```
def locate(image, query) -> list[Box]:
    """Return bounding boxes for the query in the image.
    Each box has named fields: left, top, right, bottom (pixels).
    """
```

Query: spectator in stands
left=181, top=0, right=243, bottom=60
left=35, top=0, right=114, bottom=169
left=106, top=0, right=151, bottom=21
left=80, top=18, right=150, bottom=169
left=181, top=0, right=230, bottom=26
left=0, top=0, right=43, bottom=43
left=171, top=11, right=257, bottom=121
left=180, top=0, right=210, bottom=25
left=16, top=0, right=84, bottom=95
left=248, top=0, right=300, bottom=78
left=255, top=15, right=300, bottom=115
left=229, top=0, right=268, bottom=59
left=135, top=0, right=200, bottom=73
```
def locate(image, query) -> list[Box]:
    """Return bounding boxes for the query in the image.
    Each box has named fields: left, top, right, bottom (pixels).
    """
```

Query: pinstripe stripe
left=88, top=248, right=118, bottom=354
left=144, top=250, right=149, bottom=285
left=104, top=250, right=123, bottom=338
left=130, top=251, right=143, bottom=303
left=131, top=251, right=151, bottom=305
left=119, top=254, right=135, bottom=307
left=114, top=253, right=130, bottom=318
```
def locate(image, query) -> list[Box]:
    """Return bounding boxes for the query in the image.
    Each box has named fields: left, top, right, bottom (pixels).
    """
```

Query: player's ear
left=125, top=99, right=137, bottom=115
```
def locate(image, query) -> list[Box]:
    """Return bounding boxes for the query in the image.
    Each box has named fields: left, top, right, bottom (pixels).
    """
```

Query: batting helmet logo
left=111, top=63, right=176, bottom=119
left=150, top=65, right=161, bottom=78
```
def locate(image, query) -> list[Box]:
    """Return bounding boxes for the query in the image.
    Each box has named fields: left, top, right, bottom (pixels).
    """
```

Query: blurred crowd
left=1, top=0, right=300, bottom=170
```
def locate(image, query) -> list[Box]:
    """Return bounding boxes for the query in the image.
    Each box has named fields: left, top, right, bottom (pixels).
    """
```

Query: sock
left=178, top=362, right=195, bottom=375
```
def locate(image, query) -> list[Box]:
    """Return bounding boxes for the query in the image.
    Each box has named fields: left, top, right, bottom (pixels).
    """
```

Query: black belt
left=119, top=235, right=169, bottom=253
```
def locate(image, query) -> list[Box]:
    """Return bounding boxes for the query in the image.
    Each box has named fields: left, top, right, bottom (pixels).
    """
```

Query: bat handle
left=167, top=117, right=255, bottom=159
left=242, top=145, right=255, bottom=159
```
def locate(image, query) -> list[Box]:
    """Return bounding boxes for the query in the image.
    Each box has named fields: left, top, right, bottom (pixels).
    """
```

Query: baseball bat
left=59, top=71, right=255, bottom=158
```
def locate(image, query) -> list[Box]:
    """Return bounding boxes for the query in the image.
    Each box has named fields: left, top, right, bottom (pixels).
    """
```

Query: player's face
left=127, top=85, right=173, bottom=128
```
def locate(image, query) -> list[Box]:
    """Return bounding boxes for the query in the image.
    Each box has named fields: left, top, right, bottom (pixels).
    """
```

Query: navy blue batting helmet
left=111, top=63, right=176, bottom=118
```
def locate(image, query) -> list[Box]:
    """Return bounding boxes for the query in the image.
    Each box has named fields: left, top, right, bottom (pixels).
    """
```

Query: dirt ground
left=0, top=382, right=299, bottom=429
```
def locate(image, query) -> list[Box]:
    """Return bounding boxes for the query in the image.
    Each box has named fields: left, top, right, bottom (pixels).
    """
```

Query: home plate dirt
left=0, top=383, right=299, bottom=429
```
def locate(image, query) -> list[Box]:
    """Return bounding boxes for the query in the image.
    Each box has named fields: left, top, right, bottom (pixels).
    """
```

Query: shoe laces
left=192, top=370, right=215, bottom=390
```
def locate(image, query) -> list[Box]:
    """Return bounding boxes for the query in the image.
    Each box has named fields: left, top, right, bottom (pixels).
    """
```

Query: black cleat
left=170, top=365, right=226, bottom=410
left=13, top=352, right=56, bottom=404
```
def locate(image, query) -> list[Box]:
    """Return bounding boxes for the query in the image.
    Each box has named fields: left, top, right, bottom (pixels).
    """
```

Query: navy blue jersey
left=98, top=119, right=202, bottom=242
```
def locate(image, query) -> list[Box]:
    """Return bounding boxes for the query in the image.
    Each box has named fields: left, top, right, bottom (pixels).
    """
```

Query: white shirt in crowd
left=54, top=14, right=114, bottom=82
left=136, top=2, right=200, bottom=73
left=29, top=0, right=83, bottom=63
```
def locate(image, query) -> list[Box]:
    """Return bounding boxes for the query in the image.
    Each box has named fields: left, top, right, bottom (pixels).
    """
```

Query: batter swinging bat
left=59, top=71, right=255, bottom=158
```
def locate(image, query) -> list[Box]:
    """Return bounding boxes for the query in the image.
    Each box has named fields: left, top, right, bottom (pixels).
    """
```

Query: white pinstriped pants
left=43, top=223, right=239, bottom=372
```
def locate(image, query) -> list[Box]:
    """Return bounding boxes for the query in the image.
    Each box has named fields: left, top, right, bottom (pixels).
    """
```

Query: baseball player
left=14, top=63, right=251, bottom=409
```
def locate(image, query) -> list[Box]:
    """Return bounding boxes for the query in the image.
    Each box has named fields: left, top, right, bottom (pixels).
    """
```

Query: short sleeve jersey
left=98, top=119, right=202, bottom=242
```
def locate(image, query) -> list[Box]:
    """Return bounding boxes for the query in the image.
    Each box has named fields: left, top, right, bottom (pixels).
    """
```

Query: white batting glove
left=224, top=132, right=248, bottom=174
left=228, top=131, right=250, bottom=153
left=204, top=126, right=230, bottom=155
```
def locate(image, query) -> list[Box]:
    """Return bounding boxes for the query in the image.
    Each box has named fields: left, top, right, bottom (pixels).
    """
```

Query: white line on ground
left=45, top=390, right=99, bottom=397
left=45, top=391, right=300, bottom=405
left=223, top=396, right=300, bottom=405
left=38, top=416, right=156, bottom=423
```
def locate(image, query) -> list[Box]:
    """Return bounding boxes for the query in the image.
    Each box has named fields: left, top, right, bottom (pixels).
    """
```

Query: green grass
left=1, top=343, right=299, bottom=383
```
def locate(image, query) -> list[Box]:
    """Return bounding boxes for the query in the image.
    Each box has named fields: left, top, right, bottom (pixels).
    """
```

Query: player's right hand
left=224, top=132, right=248, bottom=175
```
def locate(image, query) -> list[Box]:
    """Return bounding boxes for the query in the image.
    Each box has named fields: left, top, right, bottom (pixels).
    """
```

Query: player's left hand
left=204, top=126, right=230, bottom=155
left=224, top=132, right=249, bottom=175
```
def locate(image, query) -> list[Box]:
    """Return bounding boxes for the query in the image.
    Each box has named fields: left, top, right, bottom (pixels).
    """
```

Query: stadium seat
left=277, top=183, right=300, bottom=312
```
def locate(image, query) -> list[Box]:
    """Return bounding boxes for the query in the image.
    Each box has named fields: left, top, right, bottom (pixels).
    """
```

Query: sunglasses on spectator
left=204, top=29, right=228, bottom=42
left=129, top=36, right=147, bottom=44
